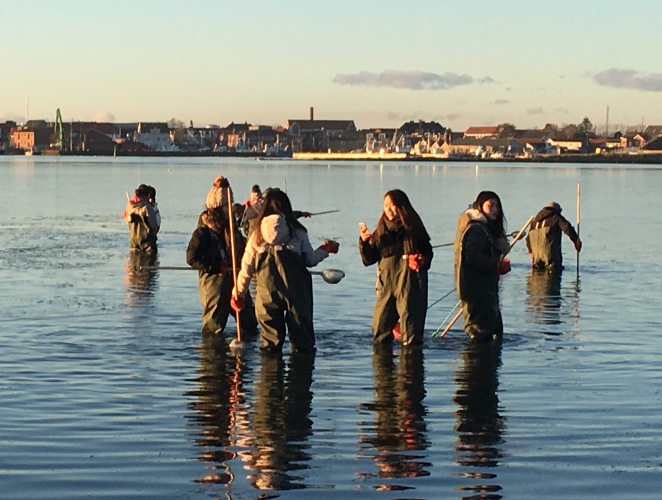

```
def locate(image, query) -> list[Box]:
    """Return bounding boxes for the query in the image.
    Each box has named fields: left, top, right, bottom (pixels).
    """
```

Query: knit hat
left=546, top=201, right=561, bottom=212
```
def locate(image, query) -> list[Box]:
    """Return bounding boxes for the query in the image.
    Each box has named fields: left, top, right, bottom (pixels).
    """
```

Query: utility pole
left=25, top=95, right=28, bottom=124
left=605, top=106, right=609, bottom=137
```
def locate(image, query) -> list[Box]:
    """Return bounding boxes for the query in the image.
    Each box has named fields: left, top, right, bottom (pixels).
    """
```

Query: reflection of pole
left=577, top=182, right=581, bottom=276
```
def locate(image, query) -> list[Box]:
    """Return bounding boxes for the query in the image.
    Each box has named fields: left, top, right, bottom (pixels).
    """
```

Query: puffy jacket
left=236, top=215, right=328, bottom=296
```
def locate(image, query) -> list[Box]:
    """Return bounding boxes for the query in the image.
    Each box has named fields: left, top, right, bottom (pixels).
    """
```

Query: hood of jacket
left=533, top=204, right=561, bottom=224
left=457, top=208, right=487, bottom=234
left=260, top=214, right=292, bottom=245
left=125, top=197, right=149, bottom=215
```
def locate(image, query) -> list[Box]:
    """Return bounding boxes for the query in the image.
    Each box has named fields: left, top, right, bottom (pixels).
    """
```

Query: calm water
left=1, top=157, right=661, bottom=499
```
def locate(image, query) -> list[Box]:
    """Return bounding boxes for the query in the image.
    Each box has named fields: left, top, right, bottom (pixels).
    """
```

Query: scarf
left=374, top=217, right=420, bottom=258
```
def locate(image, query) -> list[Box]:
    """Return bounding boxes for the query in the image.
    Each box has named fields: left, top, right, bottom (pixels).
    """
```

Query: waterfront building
left=134, top=122, right=172, bottom=151
left=464, top=126, right=499, bottom=139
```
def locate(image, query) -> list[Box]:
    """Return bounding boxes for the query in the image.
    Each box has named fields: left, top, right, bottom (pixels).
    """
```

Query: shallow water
left=1, top=156, right=661, bottom=499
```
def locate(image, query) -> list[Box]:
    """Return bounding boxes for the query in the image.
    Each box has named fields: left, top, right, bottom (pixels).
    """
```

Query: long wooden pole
left=439, top=214, right=533, bottom=338
left=227, top=186, right=242, bottom=344
left=577, top=182, right=582, bottom=276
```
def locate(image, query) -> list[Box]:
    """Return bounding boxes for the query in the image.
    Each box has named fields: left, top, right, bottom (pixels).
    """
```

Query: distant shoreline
left=3, top=149, right=661, bottom=164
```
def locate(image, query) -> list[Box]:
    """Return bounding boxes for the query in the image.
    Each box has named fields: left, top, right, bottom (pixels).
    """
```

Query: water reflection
left=123, top=252, right=159, bottom=308
left=247, top=351, right=315, bottom=490
left=452, top=341, right=505, bottom=499
left=357, top=345, right=430, bottom=491
left=186, top=333, right=252, bottom=495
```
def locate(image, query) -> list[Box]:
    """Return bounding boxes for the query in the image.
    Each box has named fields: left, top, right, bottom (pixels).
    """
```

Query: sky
left=1, top=0, right=661, bottom=131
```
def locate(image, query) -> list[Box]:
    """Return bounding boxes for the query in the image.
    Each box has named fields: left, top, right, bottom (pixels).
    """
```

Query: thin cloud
left=555, top=107, right=570, bottom=114
left=0, top=111, right=25, bottom=122
left=480, top=76, right=497, bottom=84
left=92, top=112, right=116, bottom=122
left=593, top=68, right=662, bottom=92
left=495, top=99, right=510, bottom=105
left=445, top=113, right=461, bottom=122
left=333, top=70, right=474, bottom=90
left=527, top=107, right=544, bottom=115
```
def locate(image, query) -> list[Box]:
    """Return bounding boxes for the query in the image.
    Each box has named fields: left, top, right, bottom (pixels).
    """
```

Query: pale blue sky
left=1, top=0, right=660, bottom=130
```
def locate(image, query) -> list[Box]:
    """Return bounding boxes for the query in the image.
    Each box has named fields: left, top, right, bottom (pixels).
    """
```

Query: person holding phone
left=358, top=189, right=433, bottom=346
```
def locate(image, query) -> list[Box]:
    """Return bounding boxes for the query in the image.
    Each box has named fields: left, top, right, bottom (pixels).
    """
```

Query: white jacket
left=236, top=215, right=329, bottom=296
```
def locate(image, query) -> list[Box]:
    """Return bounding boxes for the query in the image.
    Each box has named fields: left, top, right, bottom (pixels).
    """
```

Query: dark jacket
left=359, top=224, right=433, bottom=270
left=525, top=205, right=579, bottom=268
left=453, top=208, right=508, bottom=302
left=186, top=226, right=232, bottom=275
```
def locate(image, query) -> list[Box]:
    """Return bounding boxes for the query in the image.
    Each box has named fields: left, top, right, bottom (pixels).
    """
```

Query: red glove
left=497, top=258, right=511, bottom=275
left=320, top=240, right=339, bottom=254
left=408, top=253, right=424, bottom=272
left=230, top=295, right=245, bottom=312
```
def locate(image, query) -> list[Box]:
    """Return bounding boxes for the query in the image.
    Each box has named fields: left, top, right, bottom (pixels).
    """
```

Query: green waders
left=372, top=255, right=428, bottom=346
left=461, top=298, right=503, bottom=342
left=198, top=271, right=258, bottom=335
left=254, top=247, right=315, bottom=352
left=528, top=222, right=563, bottom=268
left=128, top=214, right=156, bottom=253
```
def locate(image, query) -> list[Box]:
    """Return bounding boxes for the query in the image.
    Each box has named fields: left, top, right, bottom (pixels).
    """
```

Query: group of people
left=185, top=176, right=338, bottom=353
left=124, top=177, right=581, bottom=351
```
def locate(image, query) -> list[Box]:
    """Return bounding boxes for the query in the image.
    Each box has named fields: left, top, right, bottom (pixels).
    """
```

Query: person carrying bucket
left=453, top=191, right=511, bottom=342
left=187, top=207, right=258, bottom=336
left=525, top=202, right=582, bottom=269
left=231, top=189, right=339, bottom=353
left=358, top=189, right=433, bottom=347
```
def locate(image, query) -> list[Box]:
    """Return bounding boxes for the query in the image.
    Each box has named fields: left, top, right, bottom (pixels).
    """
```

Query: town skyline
left=2, top=0, right=661, bottom=129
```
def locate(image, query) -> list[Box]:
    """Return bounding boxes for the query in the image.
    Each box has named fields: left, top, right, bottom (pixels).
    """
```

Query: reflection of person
left=359, top=190, right=433, bottom=346
left=123, top=252, right=158, bottom=307
left=357, top=345, right=430, bottom=483
left=248, top=352, right=314, bottom=490
left=124, top=184, right=159, bottom=253
left=187, top=333, right=244, bottom=487
left=452, top=341, right=505, bottom=482
left=187, top=208, right=258, bottom=335
left=454, top=191, right=510, bottom=342
left=526, top=267, right=563, bottom=328
left=232, top=189, right=338, bottom=353
left=526, top=202, right=581, bottom=269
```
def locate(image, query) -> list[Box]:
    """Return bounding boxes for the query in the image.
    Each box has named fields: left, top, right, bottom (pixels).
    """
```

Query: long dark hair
left=473, top=190, right=506, bottom=239
left=372, top=189, right=429, bottom=242
left=256, top=189, right=306, bottom=243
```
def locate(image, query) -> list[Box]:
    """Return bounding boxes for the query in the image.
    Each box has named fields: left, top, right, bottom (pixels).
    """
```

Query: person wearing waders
left=453, top=191, right=511, bottom=342
left=124, top=184, right=159, bottom=253
left=525, top=202, right=582, bottom=269
left=358, top=189, right=433, bottom=346
left=187, top=207, right=258, bottom=336
left=230, top=189, right=339, bottom=353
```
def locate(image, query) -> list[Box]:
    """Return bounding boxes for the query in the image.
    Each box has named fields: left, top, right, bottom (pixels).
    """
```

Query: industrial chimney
left=309, top=107, right=314, bottom=121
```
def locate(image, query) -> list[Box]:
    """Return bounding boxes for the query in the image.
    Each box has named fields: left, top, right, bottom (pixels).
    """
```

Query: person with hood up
left=124, top=184, right=159, bottom=253
left=231, top=189, right=339, bottom=353
left=454, top=191, right=511, bottom=342
left=358, top=189, right=433, bottom=346
left=187, top=207, right=258, bottom=336
left=525, top=201, right=582, bottom=269
left=241, top=184, right=264, bottom=236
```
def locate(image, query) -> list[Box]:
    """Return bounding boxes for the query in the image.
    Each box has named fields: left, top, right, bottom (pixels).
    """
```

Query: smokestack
left=309, top=107, right=314, bottom=121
